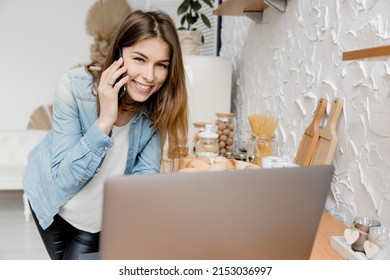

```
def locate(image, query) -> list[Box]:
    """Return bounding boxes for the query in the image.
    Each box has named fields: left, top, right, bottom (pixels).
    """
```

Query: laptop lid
left=100, top=165, right=334, bottom=260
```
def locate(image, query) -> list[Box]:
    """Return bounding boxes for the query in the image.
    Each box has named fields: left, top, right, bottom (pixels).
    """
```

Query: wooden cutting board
left=294, top=98, right=328, bottom=166
left=310, top=98, right=344, bottom=166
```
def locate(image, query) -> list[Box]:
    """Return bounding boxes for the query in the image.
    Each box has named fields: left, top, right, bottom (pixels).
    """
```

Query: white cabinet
left=184, top=55, right=233, bottom=151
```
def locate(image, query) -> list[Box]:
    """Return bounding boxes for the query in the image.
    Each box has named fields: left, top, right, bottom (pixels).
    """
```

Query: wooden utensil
left=310, top=98, right=344, bottom=166
left=294, top=98, right=328, bottom=166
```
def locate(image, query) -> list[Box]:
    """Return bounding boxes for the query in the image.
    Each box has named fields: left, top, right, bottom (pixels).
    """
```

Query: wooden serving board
left=310, top=98, right=344, bottom=166
left=294, top=98, right=328, bottom=166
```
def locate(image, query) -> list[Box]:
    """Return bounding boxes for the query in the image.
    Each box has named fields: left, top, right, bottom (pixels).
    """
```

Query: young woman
left=23, top=10, right=188, bottom=260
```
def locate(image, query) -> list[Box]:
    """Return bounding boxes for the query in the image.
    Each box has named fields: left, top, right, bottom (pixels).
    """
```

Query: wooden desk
left=310, top=211, right=347, bottom=259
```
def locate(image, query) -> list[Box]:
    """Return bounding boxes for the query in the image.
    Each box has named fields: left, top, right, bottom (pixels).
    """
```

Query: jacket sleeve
left=50, top=71, right=112, bottom=195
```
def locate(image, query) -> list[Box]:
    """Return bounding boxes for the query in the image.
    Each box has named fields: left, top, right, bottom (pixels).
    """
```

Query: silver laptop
left=100, top=165, right=334, bottom=260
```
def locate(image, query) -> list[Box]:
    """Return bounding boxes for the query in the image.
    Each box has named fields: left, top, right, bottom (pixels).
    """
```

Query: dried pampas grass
left=86, top=0, right=132, bottom=42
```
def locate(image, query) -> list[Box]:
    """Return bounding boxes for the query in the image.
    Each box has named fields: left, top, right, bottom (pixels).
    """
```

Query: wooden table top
left=310, top=211, right=347, bottom=260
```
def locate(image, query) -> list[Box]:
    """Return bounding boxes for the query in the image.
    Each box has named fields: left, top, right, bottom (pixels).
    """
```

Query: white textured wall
left=219, top=0, right=390, bottom=226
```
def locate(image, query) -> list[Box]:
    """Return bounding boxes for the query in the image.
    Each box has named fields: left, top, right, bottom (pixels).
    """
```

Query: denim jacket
left=23, top=67, right=161, bottom=230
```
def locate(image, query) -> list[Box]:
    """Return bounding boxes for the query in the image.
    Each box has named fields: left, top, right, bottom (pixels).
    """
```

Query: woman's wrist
left=97, top=118, right=113, bottom=135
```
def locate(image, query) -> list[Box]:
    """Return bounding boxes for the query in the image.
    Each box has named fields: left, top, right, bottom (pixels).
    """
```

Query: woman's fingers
left=112, top=74, right=129, bottom=91
left=96, top=58, right=130, bottom=133
left=98, top=59, right=128, bottom=97
left=102, top=58, right=127, bottom=88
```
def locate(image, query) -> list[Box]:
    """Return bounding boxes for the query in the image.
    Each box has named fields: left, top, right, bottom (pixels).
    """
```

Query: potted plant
left=177, top=0, right=215, bottom=55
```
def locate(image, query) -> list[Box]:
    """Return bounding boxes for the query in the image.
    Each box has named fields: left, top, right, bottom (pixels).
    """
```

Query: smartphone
left=115, top=48, right=127, bottom=100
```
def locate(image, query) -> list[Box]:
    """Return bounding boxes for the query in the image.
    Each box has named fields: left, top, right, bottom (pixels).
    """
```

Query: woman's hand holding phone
left=97, top=57, right=129, bottom=135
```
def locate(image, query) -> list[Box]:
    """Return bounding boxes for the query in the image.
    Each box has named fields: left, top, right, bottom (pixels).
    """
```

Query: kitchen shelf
left=213, top=0, right=267, bottom=16
left=213, top=0, right=287, bottom=24
left=342, top=45, right=390, bottom=60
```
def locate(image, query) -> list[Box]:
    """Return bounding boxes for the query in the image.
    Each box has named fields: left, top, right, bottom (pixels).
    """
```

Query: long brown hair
left=86, top=10, right=188, bottom=167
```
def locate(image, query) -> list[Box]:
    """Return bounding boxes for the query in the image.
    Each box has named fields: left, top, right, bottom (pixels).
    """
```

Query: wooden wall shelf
left=343, top=45, right=390, bottom=60
left=213, top=0, right=268, bottom=16
left=213, top=0, right=287, bottom=23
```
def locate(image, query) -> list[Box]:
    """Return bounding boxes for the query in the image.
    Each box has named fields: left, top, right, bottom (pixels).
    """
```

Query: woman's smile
left=132, top=80, right=153, bottom=92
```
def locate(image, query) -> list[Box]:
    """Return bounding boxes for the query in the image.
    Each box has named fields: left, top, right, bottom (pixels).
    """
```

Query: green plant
left=177, top=0, right=214, bottom=31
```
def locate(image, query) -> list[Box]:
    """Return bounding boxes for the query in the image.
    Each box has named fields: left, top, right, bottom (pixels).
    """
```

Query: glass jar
left=256, top=134, right=275, bottom=159
left=191, top=122, right=208, bottom=154
left=195, top=124, right=219, bottom=158
left=246, top=132, right=276, bottom=167
left=246, top=133, right=261, bottom=166
left=215, top=113, right=236, bottom=155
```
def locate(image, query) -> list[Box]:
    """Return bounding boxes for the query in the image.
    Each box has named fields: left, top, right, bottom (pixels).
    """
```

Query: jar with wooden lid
left=191, top=122, right=208, bottom=154
left=215, top=113, right=236, bottom=155
left=195, top=124, right=219, bottom=158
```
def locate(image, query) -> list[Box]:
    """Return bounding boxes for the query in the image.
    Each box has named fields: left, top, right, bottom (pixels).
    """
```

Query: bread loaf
left=187, top=158, right=210, bottom=171
left=178, top=155, right=259, bottom=172
left=178, top=167, right=201, bottom=173
left=196, top=155, right=211, bottom=165
left=207, top=161, right=229, bottom=171
left=179, top=155, right=196, bottom=170
left=214, top=156, right=235, bottom=170
left=244, top=164, right=261, bottom=170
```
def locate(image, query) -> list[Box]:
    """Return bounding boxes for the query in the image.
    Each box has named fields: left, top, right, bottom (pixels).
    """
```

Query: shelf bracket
left=244, top=11, right=263, bottom=24
left=264, top=0, right=287, bottom=12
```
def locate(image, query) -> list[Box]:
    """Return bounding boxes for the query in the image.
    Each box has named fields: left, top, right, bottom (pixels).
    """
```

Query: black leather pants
left=30, top=204, right=100, bottom=260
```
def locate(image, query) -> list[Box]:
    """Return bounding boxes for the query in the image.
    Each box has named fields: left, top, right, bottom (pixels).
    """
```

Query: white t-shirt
left=59, top=122, right=130, bottom=233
